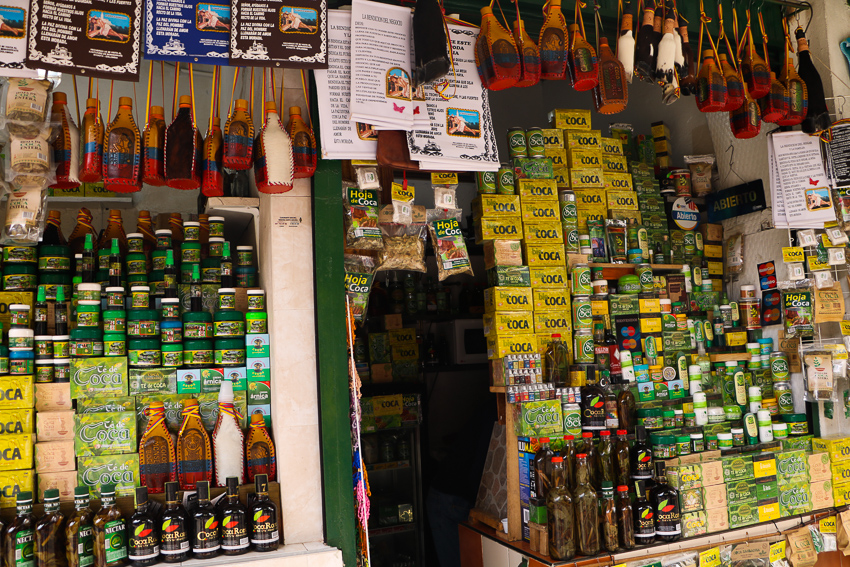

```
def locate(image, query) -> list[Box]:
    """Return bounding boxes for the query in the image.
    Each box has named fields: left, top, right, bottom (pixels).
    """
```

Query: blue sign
left=145, top=0, right=229, bottom=63
left=707, top=180, right=766, bottom=223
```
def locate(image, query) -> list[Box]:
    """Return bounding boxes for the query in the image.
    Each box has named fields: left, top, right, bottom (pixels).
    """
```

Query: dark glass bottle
left=573, top=454, right=599, bottom=556
left=617, top=384, right=635, bottom=433
left=614, top=430, right=630, bottom=487
left=795, top=27, right=831, bottom=134
left=93, top=484, right=126, bottom=567
left=633, top=480, right=655, bottom=545
left=559, top=435, right=575, bottom=490
left=600, top=482, right=618, bottom=552
left=629, top=425, right=653, bottom=481
left=55, top=286, right=68, bottom=336
left=220, top=242, right=234, bottom=288
left=249, top=474, right=279, bottom=551
left=127, top=487, right=159, bottom=567
left=649, top=462, right=681, bottom=542
left=159, top=482, right=189, bottom=563
left=583, top=433, right=601, bottom=491
left=33, top=287, right=47, bottom=336
left=81, top=234, right=96, bottom=284
left=164, top=250, right=178, bottom=299
left=634, top=8, right=655, bottom=82
left=616, top=485, right=635, bottom=549
left=597, top=431, right=615, bottom=486
left=580, top=372, right=606, bottom=431
left=66, top=487, right=94, bottom=567
left=533, top=437, right=555, bottom=499
left=35, top=489, right=63, bottom=567
left=546, top=457, right=575, bottom=560
left=109, top=239, right=122, bottom=288
left=191, top=481, right=219, bottom=559
left=190, top=265, right=202, bottom=313
left=220, top=477, right=249, bottom=555
left=5, top=492, right=34, bottom=567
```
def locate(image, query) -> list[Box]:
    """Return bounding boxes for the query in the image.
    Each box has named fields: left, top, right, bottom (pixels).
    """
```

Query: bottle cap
left=84, top=233, right=93, bottom=250
left=289, top=106, right=302, bottom=115
left=655, top=461, right=666, bottom=475
left=235, top=99, right=249, bottom=110
left=551, top=456, right=563, bottom=463
left=226, top=477, right=239, bottom=494
left=600, top=430, right=611, bottom=436
left=540, top=437, right=549, bottom=443
left=601, top=481, right=613, bottom=489
left=16, top=492, right=32, bottom=504
left=179, top=95, right=192, bottom=106
left=575, top=453, right=587, bottom=459
left=86, top=98, right=99, bottom=107
left=582, top=432, right=592, bottom=438
left=616, top=430, right=627, bottom=435
left=119, top=97, right=133, bottom=106
left=197, top=480, right=210, bottom=500
left=36, top=286, right=45, bottom=303
left=150, top=106, right=164, bottom=116
left=135, top=486, right=148, bottom=504
left=100, top=484, right=116, bottom=496
left=56, top=286, right=65, bottom=302
left=255, top=474, right=268, bottom=493
left=164, top=482, right=178, bottom=503
left=74, top=486, right=90, bottom=498
left=617, top=485, right=629, bottom=492
left=564, top=435, right=574, bottom=440
left=111, top=239, right=119, bottom=254
left=44, top=489, right=60, bottom=501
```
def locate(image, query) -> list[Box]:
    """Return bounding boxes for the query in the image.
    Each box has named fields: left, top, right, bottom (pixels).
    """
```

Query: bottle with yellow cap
left=224, top=98, right=254, bottom=170
left=142, top=105, right=167, bottom=186
left=103, top=96, right=142, bottom=193
left=286, top=106, right=316, bottom=179
left=50, top=92, right=81, bottom=190
left=254, top=100, right=293, bottom=193
left=80, top=97, right=104, bottom=183
left=165, top=95, right=203, bottom=190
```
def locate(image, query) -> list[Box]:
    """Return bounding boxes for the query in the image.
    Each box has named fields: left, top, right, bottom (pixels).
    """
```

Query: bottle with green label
left=128, top=487, right=159, bottom=567
left=220, top=477, right=249, bottom=555
left=94, top=484, right=127, bottom=567
left=250, top=474, right=279, bottom=552
left=160, top=482, right=189, bottom=563
left=191, top=481, right=220, bottom=558
left=66, top=486, right=94, bottom=567
left=35, top=489, right=63, bottom=567
left=5, top=492, right=34, bottom=567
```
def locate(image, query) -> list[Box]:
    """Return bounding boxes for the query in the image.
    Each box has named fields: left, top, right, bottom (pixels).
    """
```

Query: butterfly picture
left=393, top=102, right=405, bottom=113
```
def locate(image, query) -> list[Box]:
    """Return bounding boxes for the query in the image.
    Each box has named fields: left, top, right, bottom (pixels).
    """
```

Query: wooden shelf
left=580, top=262, right=685, bottom=281
left=710, top=352, right=752, bottom=362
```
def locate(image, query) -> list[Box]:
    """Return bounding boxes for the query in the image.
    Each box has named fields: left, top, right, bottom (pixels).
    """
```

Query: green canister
left=202, top=258, right=221, bottom=283
left=9, top=305, right=30, bottom=328
left=214, top=310, right=245, bottom=338
left=183, top=339, right=214, bottom=367
left=152, top=250, right=167, bottom=272
left=128, top=338, right=161, bottom=367
left=236, top=246, right=254, bottom=266
left=103, top=333, right=127, bottom=356
left=208, top=216, right=225, bottom=238
left=38, top=245, right=71, bottom=271
left=127, top=309, right=159, bottom=338
left=208, top=238, right=224, bottom=258
left=126, top=253, right=147, bottom=276
left=76, top=303, right=100, bottom=328
left=71, top=329, right=102, bottom=357
left=34, top=336, right=52, bottom=359
left=215, top=338, right=245, bottom=366
left=247, top=290, right=265, bottom=311
left=54, top=359, right=69, bottom=382
left=781, top=414, right=809, bottom=436
left=235, top=266, right=257, bottom=288
left=148, top=272, right=165, bottom=296
left=181, top=242, right=202, bottom=264
left=4, top=264, right=37, bottom=291
left=162, top=344, right=183, bottom=367
left=4, top=246, right=36, bottom=263
left=183, top=312, right=213, bottom=339
left=246, top=311, right=267, bottom=334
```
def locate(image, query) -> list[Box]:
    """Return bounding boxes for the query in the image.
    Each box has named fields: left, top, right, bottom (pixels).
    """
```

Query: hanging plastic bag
left=344, top=183, right=383, bottom=250
left=344, top=254, right=376, bottom=323
left=0, top=77, right=53, bottom=139
left=377, top=221, right=427, bottom=273
left=2, top=188, right=46, bottom=245
left=254, top=69, right=294, bottom=194
left=427, top=208, right=473, bottom=281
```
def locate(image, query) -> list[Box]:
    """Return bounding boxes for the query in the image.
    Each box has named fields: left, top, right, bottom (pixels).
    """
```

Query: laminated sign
left=230, top=0, right=327, bottom=67
left=145, top=0, right=229, bottom=63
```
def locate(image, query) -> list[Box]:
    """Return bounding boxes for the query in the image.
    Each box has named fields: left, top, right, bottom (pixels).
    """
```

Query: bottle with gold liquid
left=538, top=0, right=568, bottom=80
left=169, top=213, right=184, bottom=246
left=202, top=117, right=224, bottom=196
left=137, top=211, right=157, bottom=262
left=568, top=23, right=598, bottom=91
left=139, top=401, right=176, bottom=494
left=223, top=99, right=254, bottom=170
left=512, top=18, right=540, bottom=87
left=99, top=210, right=128, bottom=256
left=246, top=413, right=276, bottom=483
left=777, top=40, right=808, bottom=127
left=760, top=72, right=789, bottom=124
left=103, top=96, right=142, bottom=193
left=80, top=98, right=104, bottom=183
left=696, top=50, right=726, bottom=112
left=176, top=399, right=213, bottom=490
left=730, top=79, right=761, bottom=139
left=475, top=6, right=520, bottom=91
left=142, top=106, right=167, bottom=186
left=678, top=16, right=696, bottom=95
left=286, top=106, right=317, bottom=179
left=165, top=95, right=203, bottom=190
left=718, top=54, right=744, bottom=112
left=254, top=101, right=293, bottom=194
left=68, top=207, right=97, bottom=256
left=50, top=92, right=81, bottom=190
left=740, top=23, right=769, bottom=99
left=594, top=37, right=628, bottom=114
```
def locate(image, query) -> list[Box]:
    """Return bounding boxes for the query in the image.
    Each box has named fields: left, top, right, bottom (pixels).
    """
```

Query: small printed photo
left=86, top=10, right=130, bottom=43
left=386, top=67, right=411, bottom=101
left=446, top=108, right=480, bottom=138
left=805, top=187, right=832, bottom=211
left=0, top=6, right=25, bottom=38
left=196, top=3, right=230, bottom=32
left=279, top=6, right=317, bottom=33
left=356, top=122, right=377, bottom=141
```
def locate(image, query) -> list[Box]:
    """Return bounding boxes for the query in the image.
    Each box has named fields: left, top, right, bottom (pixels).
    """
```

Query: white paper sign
left=770, top=130, right=835, bottom=228
left=768, top=136, right=788, bottom=229
left=0, top=0, right=40, bottom=78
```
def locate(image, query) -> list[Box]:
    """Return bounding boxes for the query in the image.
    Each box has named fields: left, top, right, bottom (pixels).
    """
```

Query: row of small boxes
left=812, top=436, right=850, bottom=506
left=0, top=374, right=35, bottom=507
left=366, top=328, right=419, bottom=384
left=246, top=333, right=272, bottom=427
left=33, top=371, right=75, bottom=504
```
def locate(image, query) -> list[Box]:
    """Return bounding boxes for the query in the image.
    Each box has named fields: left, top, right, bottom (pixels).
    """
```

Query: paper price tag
left=840, top=320, right=850, bottom=336
left=431, top=172, right=458, bottom=185
left=391, top=182, right=415, bottom=202
left=820, top=516, right=837, bottom=533
left=782, top=247, right=805, bottom=263
left=808, top=256, right=830, bottom=272
left=769, top=541, right=786, bottom=563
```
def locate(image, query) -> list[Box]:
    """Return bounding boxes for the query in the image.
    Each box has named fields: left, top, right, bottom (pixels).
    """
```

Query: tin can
left=636, top=264, right=654, bottom=292
left=563, top=404, right=582, bottom=436
left=671, top=169, right=692, bottom=196
left=559, top=191, right=579, bottom=252
left=572, top=295, right=592, bottom=330
left=574, top=330, right=594, bottom=363
left=683, top=232, right=696, bottom=255
left=507, top=128, right=527, bottom=158
left=497, top=165, right=515, bottom=195
left=571, top=264, right=592, bottom=295
left=740, top=299, right=761, bottom=330
left=770, top=352, right=790, bottom=381
left=526, top=128, right=545, bottom=157
left=477, top=171, right=497, bottom=194
left=774, top=382, right=793, bottom=414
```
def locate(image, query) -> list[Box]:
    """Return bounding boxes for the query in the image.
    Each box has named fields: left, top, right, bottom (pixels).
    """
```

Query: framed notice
left=145, top=0, right=229, bottom=63
left=229, top=0, right=326, bottom=68
left=26, top=0, right=141, bottom=79
left=0, top=0, right=40, bottom=77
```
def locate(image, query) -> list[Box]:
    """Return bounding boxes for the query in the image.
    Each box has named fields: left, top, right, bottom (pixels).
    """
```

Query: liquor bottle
left=634, top=8, right=655, bottom=82
left=614, top=429, right=630, bottom=487
left=220, top=478, right=249, bottom=555
left=103, top=97, right=142, bottom=193
left=741, top=25, right=770, bottom=99
left=5, top=492, right=34, bottom=567
left=777, top=40, right=808, bottom=127
left=573, top=454, right=599, bottom=556
left=55, top=286, right=68, bottom=336
left=108, top=239, right=122, bottom=288
left=712, top=305, right=727, bottom=350
left=220, top=242, right=234, bottom=288
left=678, top=15, right=696, bottom=95
left=66, top=487, right=94, bottom=567
left=597, top=430, right=615, bottom=486
left=617, top=383, right=635, bottom=432
left=546, top=457, right=575, bottom=560
left=35, top=488, right=63, bottom=567
left=538, top=0, right=567, bottom=80
left=533, top=438, right=555, bottom=499
left=254, top=101, right=294, bottom=194
left=655, top=12, right=676, bottom=84
left=286, top=106, right=317, bottom=179
left=127, top=487, right=159, bottom=567
left=80, top=98, right=104, bottom=183
left=246, top=413, right=277, bottom=483
left=202, top=117, right=224, bottom=197
left=718, top=54, right=744, bottom=112
left=224, top=99, right=254, bottom=170
left=633, top=480, right=655, bottom=545
left=650, top=7, right=662, bottom=74
left=568, top=23, right=598, bottom=91
left=580, top=372, right=606, bottom=431
left=760, top=72, right=789, bottom=123
left=214, top=380, right=245, bottom=485
left=616, top=485, right=635, bottom=549
left=169, top=214, right=184, bottom=246
left=100, top=210, right=128, bottom=253
left=617, top=3, right=636, bottom=83
left=165, top=96, right=202, bottom=190
left=630, top=425, right=653, bottom=480
left=164, top=250, right=178, bottom=299
left=81, top=234, right=96, bottom=284
left=177, top=399, right=213, bottom=490
left=142, top=106, right=167, bottom=186
left=42, top=211, right=66, bottom=246
left=795, top=28, right=831, bottom=133
left=249, top=475, right=279, bottom=551
left=139, top=401, right=177, bottom=493
left=69, top=208, right=97, bottom=257
left=158, top=483, right=189, bottom=563
left=50, top=92, right=81, bottom=190
left=189, top=264, right=202, bottom=312
left=136, top=212, right=157, bottom=259
left=696, top=50, right=727, bottom=112
left=33, top=286, right=47, bottom=336
left=559, top=435, right=575, bottom=490
left=594, top=37, right=628, bottom=114
left=191, top=481, right=219, bottom=559
left=93, top=484, right=127, bottom=567
left=600, top=482, right=618, bottom=552
left=475, top=6, right=520, bottom=90
left=512, top=18, right=540, bottom=87
left=649, top=462, right=681, bottom=542
left=605, top=326, right=621, bottom=378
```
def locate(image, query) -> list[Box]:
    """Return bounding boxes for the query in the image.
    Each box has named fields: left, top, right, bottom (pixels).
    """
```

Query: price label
left=839, top=321, right=850, bottom=336
left=700, top=547, right=721, bottom=567
left=391, top=182, right=415, bottom=202
left=770, top=541, right=786, bottom=563
left=431, top=172, right=458, bottom=185
left=820, top=516, right=837, bottom=533
left=782, top=247, right=805, bottom=263
left=807, top=256, right=830, bottom=272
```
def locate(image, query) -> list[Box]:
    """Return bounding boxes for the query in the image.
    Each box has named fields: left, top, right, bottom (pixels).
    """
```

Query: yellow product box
left=652, top=122, right=672, bottom=140
left=38, top=471, right=76, bottom=502
left=0, top=469, right=33, bottom=508
left=0, top=376, right=33, bottom=410
left=553, top=167, right=570, bottom=188
left=484, top=287, right=533, bottom=313
left=35, top=441, right=75, bottom=473
left=484, top=240, right=524, bottom=269
left=541, top=129, right=564, bottom=149
left=574, top=189, right=607, bottom=209
left=576, top=206, right=607, bottom=233
left=813, top=436, right=850, bottom=463
left=810, top=479, right=834, bottom=509
left=831, top=459, right=850, bottom=483
left=534, top=311, right=572, bottom=334
left=476, top=216, right=523, bottom=243
left=517, top=178, right=559, bottom=201
left=35, top=411, right=75, bottom=442
left=521, top=201, right=559, bottom=223
left=523, top=221, right=562, bottom=243
left=523, top=243, right=566, bottom=266
left=529, top=266, right=568, bottom=288
left=604, top=172, right=634, bottom=191
left=602, top=155, right=629, bottom=174
left=486, top=334, right=538, bottom=359
left=833, top=480, right=850, bottom=507
left=533, top=288, right=571, bottom=312
left=656, top=154, right=672, bottom=170
left=758, top=502, right=780, bottom=523
left=639, top=298, right=661, bottom=314
left=570, top=168, right=605, bottom=189
left=34, top=383, right=72, bottom=412
left=808, top=453, right=831, bottom=482
left=546, top=149, right=568, bottom=169
left=0, top=408, right=33, bottom=437
left=567, top=148, right=602, bottom=169
left=591, top=297, right=609, bottom=318
left=0, top=434, right=33, bottom=471
left=640, top=317, right=662, bottom=334
left=704, top=244, right=723, bottom=258
left=654, top=138, right=671, bottom=155
left=565, top=129, right=601, bottom=149
left=707, top=261, right=724, bottom=276
left=388, top=328, right=417, bottom=346
left=606, top=190, right=638, bottom=210
left=51, top=185, right=86, bottom=199
left=548, top=108, right=592, bottom=131
left=483, top=311, right=534, bottom=337
left=754, top=454, right=777, bottom=478
left=473, top=195, right=521, bottom=218
left=601, top=137, right=623, bottom=156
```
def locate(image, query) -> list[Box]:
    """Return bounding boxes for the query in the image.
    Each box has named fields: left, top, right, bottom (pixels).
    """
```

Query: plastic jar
left=706, top=434, right=718, bottom=450
left=4, top=264, right=37, bottom=291
left=127, top=274, right=147, bottom=287
left=161, top=319, right=183, bottom=343
left=34, top=336, right=52, bottom=359
left=52, top=335, right=69, bottom=358
left=214, top=310, right=245, bottom=338
left=4, top=245, right=36, bottom=263
left=127, top=309, right=159, bottom=338
left=236, top=246, right=254, bottom=266
left=781, top=414, right=809, bottom=436
left=748, top=386, right=762, bottom=413
left=76, top=303, right=100, bottom=328
left=183, top=221, right=200, bottom=242
left=691, top=433, right=705, bottom=453
left=245, top=311, right=267, bottom=334
left=71, top=329, right=102, bottom=357
left=8, top=329, right=34, bottom=350
left=182, top=242, right=202, bottom=264
left=9, top=351, right=33, bottom=375
left=247, top=290, right=265, bottom=311
left=762, top=397, right=778, bottom=417
left=628, top=249, right=643, bottom=264
left=772, top=423, right=789, bottom=439
left=217, top=288, right=236, bottom=310
left=183, top=339, right=214, bottom=367
left=717, top=432, right=733, bottom=449
left=673, top=409, right=684, bottom=428
left=103, top=310, right=127, bottom=333
left=124, top=252, right=146, bottom=276
left=105, top=287, right=125, bottom=309
left=0, top=346, right=8, bottom=375
left=758, top=338, right=774, bottom=355
left=724, top=405, right=742, bottom=422
left=162, top=344, right=183, bottom=367
left=676, top=435, right=691, bottom=455
left=652, top=434, right=676, bottom=459
left=129, top=338, right=161, bottom=367
left=731, top=428, right=744, bottom=446
left=39, top=245, right=71, bottom=271
left=208, top=237, right=224, bottom=259
left=155, top=229, right=172, bottom=250
left=662, top=410, right=676, bottom=429
left=235, top=266, right=257, bottom=288
left=77, top=283, right=102, bottom=303
left=130, top=286, right=150, bottom=310
left=127, top=233, right=145, bottom=254
left=9, top=304, right=30, bottom=328
left=54, top=359, right=69, bottom=382
left=103, top=333, right=127, bottom=356
left=35, top=359, right=53, bottom=383
left=183, top=312, right=212, bottom=339
left=161, top=298, right=180, bottom=320
left=201, top=258, right=221, bottom=283
left=707, top=407, right=725, bottom=424
left=97, top=250, right=109, bottom=271
left=152, top=251, right=167, bottom=272
left=684, top=412, right=697, bottom=427
left=209, top=216, right=225, bottom=238
left=215, top=338, right=245, bottom=367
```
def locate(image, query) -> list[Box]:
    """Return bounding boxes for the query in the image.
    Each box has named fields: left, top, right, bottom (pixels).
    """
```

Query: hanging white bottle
left=617, top=9, right=636, bottom=83
left=254, top=100, right=294, bottom=193
left=213, top=379, right=245, bottom=485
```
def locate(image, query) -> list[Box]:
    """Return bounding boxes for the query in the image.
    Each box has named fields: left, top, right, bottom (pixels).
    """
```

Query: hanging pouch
left=412, top=0, right=450, bottom=86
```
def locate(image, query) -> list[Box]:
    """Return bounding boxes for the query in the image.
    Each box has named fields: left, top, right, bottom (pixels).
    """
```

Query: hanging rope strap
left=145, top=59, right=154, bottom=125
left=72, top=75, right=81, bottom=125
left=172, top=62, right=180, bottom=120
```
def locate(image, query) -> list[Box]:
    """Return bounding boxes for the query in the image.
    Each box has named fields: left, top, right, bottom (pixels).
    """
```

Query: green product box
left=682, top=511, right=707, bottom=538
left=129, top=368, right=177, bottom=396
left=392, top=361, right=418, bottom=381
left=200, top=367, right=247, bottom=393
left=513, top=399, right=563, bottom=437
left=486, top=266, right=531, bottom=288
left=642, top=213, right=668, bottom=230
left=703, top=422, right=731, bottom=436
left=728, top=502, right=759, bottom=528
left=74, top=412, right=136, bottom=456
left=246, top=334, right=270, bottom=358
left=70, top=357, right=129, bottom=399
left=76, top=396, right=136, bottom=414
left=135, top=394, right=191, bottom=433
left=776, top=450, right=809, bottom=480
left=667, top=464, right=702, bottom=490
left=176, top=369, right=201, bottom=394
left=514, top=157, right=554, bottom=180
left=781, top=435, right=813, bottom=452
left=680, top=487, right=704, bottom=513
left=78, top=453, right=139, bottom=498
left=722, top=455, right=754, bottom=483
left=198, top=392, right=247, bottom=431
left=528, top=498, right=547, bottom=524
left=247, top=380, right=271, bottom=405
left=691, top=292, right=721, bottom=312
left=247, top=358, right=271, bottom=382
left=663, top=331, right=690, bottom=351
left=777, top=477, right=812, bottom=515
left=369, top=333, right=392, bottom=364
left=609, top=295, right=639, bottom=316
left=726, top=479, right=758, bottom=504
left=756, top=477, right=779, bottom=503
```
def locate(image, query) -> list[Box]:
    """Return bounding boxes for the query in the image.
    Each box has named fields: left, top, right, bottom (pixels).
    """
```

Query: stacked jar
left=246, top=289, right=270, bottom=421
left=125, top=233, right=149, bottom=287
left=203, top=237, right=224, bottom=284
left=127, top=283, right=160, bottom=367
left=160, top=298, right=183, bottom=367
left=181, top=221, right=202, bottom=285
left=103, top=284, right=128, bottom=357
left=38, top=241, right=71, bottom=301
left=8, top=305, right=32, bottom=376
left=149, top=229, right=172, bottom=298
left=236, top=245, right=256, bottom=288
left=4, top=245, right=37, bottom=292
left=214, top=288, right=245, bottom=367
left=72, top=283, right=103, bottom=358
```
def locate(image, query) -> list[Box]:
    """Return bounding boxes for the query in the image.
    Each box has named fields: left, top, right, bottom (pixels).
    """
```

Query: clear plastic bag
left=727, top=232, right=745, bottom=274
left=377, top=222, right=427, bottom=273
left=426, top=208, right=473, bottom=281
left=344, top=254, right=376, bottom=323
left=2, top=187, right=46, bottom=245
left=802, top=348, right=836, bottom=402
left=0, top=78, right=54, bottom=140
left=781, top=284, right=814, bottom=338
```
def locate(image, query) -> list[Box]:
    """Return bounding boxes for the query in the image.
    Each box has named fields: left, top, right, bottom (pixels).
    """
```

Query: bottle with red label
left=630, top=425, right=653, bottom=480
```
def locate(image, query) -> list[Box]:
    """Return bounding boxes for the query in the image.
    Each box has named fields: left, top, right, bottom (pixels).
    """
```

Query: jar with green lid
left=152, top=250, right=167, bottom=272
left=182, top=242, right=201, bottom=264
left=208, top=238, right=224, bottom=258
left=673, top=409, right=684, bottom=428
left=183, top=221, right=200, bottom=242
left=209, top=217, right=224, bottom=238
left=128, top=274, right=147, bottom=286
left=662, top=410, right=676, bottom=429
left=201, top=258, right=221, bottom=283
left=76, top=304, right=100, bottom=328
left=675, top=435, right=691, bottom=455
left=161, top=320, right=183, bottom=343
left=236, top=246, right=253, bottom=266
left=637, top=408, right=663, bottom=430
left=652, top=434, right=676, bottom=459
left=126, top=253, right=147, bottom=276
left=54, top=358, right=69, bottom=382
left=34, top=336, right=52, bottom=359
left=214, top=310, right=244, bottom=338
left=148, top=271, right=165, bottom=296
left=160, top=298, right=180, bottom=320
left=130, top=286, right=150, bottom=310
left=38, top=245, right=71, bottom=271
left=52, top=335, right=69, bottom=358
left=724, top=405, right=742, bottom=422
left=9, top=351, right=32, bottom=375
left=717, top=432, right=733, bottom=449
left=183, top=339, right=213, bottom=367
left=127, top=309, right=159, bottom=338
left=181, top=263, right=200, bottom=284
left=129, top=338, right=161, bottom=367
left=235, top=265, right=257, bottom=288
left=183, top=312, right=213, bottom=339
left=127, top=233, right=145, bottom=254
left=247, top=290, right=265, bottom=311
left=4, top=264, right=37, bottom=291
left=215, top=338, right=245, bottom=366
left=684, top=412, right=696, bottom=427
left=97, top=249, right=109, bottom=270
left=8, top=329, right=33, bottom=350
left=103, top=333, right=127, bottom=356
left=781, top=414, right=809, bottom=435
left=35, top=359, right=53, bottom=383
left=4, top=245, right=36, bottom=263
left=217, top=288, right=236, bottom=310
left=705, top=434, right=718, bottom=450
left=72, top=329, right=102, bottom=357
left=245, top=311, right=267, bottom=334
left=162, top=344, right=183, bottom=367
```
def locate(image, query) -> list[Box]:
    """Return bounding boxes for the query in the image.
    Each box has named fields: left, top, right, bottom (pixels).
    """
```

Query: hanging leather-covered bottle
left=634, top=8, right=655, bottom=82
left=512, top=18, right=540, bottom=87
left=740, top=21, right=770, bottom=99
left=475, top=6, right=521, bottom=90
left=655, top=11, right=677, bottom=84
left=650, top=7, right=663, bottom=78
left=165, top=95, right=203, bottom=190
left=617, top=3, right=635, bottom=83
left=214, top=380, right=245, bottom=486
left=718, top=54, right=744, bottom=112
left=678, top=15, right=696, bottom=95
left=760, top=71, right=789, bottom=123
left=538, top=0, right=568, bottom=80
left=103, top=96, right=142, bottom=193
left=68, top=207, right=97, bottom=255
left=139, top=401, right=177, bottom=494
left=795, top=27, right=831, bottom=133
left=568, top=23, right=598, bottom=91
left=594, top=37, right=628, bottom=114
left=730, top=80, right=761, bottom=139
left=202, top=117, right=224, bottom=196
left=142, top=105, right=167, bottom=186
left=246, top=413, right=276, bottom=483
left=254, top=100, right=294, bottom=194
left=286, top=106, right=317, bottom=179
left=79, top=98, right=104, bottom=183
left=224, top=99, right=254, bottom=170
left=411, top=0, right=450, bottom=86
left=696, top=50, right=727, bottom=112
left=43, top=211, right=66, bottom=245
left=177, top=399, right=213, bottom=490
left=777, top=40, right=808, bottom=127
left=50, top=92, right=81, bottom=190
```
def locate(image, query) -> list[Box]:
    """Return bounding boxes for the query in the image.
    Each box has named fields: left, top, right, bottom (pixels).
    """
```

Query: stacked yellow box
left=600, top=137, right=639, bottom=224
left=542, top=129, right=568, bottom=189
left=0, top=376, right=36, bottom=507
left=34, top=381, right=75, bottom=501
left=473, top=194, right=523, bottom=245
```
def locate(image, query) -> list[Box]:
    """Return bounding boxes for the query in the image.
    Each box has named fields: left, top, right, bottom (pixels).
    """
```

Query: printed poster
left=230, top=0, right=326, bottom=68
left=145, top=0, right=229, bottom=63
left=770, top=131, right=835, bottom=228
left=0, top=0, right=40, bottom=77
left=26, top=0, right=142, bottom=79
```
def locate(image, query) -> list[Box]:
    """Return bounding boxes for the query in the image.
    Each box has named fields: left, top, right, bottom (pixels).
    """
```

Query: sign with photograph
left=230, top=0, right=326, bottom=68
left=0, top=0, right=40, bottom=77
left=145, top=0, right=230, bottom=63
